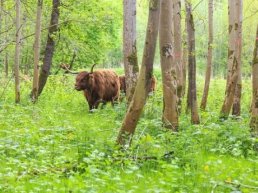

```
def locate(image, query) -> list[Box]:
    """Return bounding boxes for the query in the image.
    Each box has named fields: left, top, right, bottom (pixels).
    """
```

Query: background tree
left=250, top=25, right=258, bottom=136
left=14, top=0, right=21, bottom=103
left=117, top=0, right=160, bottom=146
left=200, top=0, right=213, bottom=110
left=31, top=0, right=43, bottom=102
left=160, top=0, right=178, bottom=130
left=185, top=0, right=200, bottom=124
left=173, top=0, right=183, bottom=112
left=182, top=10, right=188, bottom=98
left=38, top=0, right=60, bottom=95
left=123, top=0, right=139, bottom=103
left=220, top=0, right=239, bottom=119
left=232, top=0, right=243, bottom=116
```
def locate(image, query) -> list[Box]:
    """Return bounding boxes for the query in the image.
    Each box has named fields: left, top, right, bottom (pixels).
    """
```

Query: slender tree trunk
left=185, top=1, right=200, bottom=124
left=182, top=13, right=187, bottom=111
left=182, top=19, right=187, bottom=99
left=69, top=49, right=77, bottom=70
left=160, top=0, right=179, bottom=130
left=3, top=0, right=8, bottom=78
left=5, top=53, right=8, bottom=78
left=250, top=25, right=258, bottom=136
left=38, top=0, right=60, bottom=95
left=14, top=0, right=22, bottom=103
left=117, top=0, right=160, bottom=146
left=123, top=0, right=139, bottom=103
left=0, top=0, right=2, bottom=34
left=173, top=0, right=183, bottom=112
left=200, top=0, right=213, bottom=110
left=31, top=0, right=43, bottom=102
left=232, top=0, right=243, bottom=116
left=220, top=0, right=239, bottom=119
left=183, top=0, right=189, bottom=113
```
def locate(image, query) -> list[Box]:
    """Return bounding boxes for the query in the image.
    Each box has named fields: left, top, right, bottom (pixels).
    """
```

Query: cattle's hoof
left=89, top=109, right=98, bottom=113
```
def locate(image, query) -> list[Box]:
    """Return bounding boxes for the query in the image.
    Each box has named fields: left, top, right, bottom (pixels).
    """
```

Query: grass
left=0, top=73, right=257, bottom=193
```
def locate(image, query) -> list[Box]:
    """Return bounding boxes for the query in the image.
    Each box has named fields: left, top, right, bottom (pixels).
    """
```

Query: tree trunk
left=160, top=0, right=179, bottom=130
left=123, top=0, right=139, bottom=103
left=232, top=0, right=243, bottom=116
left=14, top=0, right=21, bottom=103
left=200, top=0, right=213, bottom=110
left=0, top=0, right=2, bottom=34
left=5, top=52, right=8, bottom=78
left=185, top=1, right=200, bottom=124
left=117, top=0, right=160, bottom=146
left=38, top=0, right=60, bottom=95
left=69, top=49, right=77, bottom=70
left=173, top=0, right=183, bottom=112
left=250, top=25, right=258, bottom=136
left=182, top=16, right=187, bottom=99
left=31, top=0, right=43, bottom=102
left=220, top=0, right=239, bottom=119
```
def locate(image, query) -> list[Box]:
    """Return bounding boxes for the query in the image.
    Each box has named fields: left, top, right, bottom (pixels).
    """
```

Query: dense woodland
left=0, top=0, right=258, bottom=192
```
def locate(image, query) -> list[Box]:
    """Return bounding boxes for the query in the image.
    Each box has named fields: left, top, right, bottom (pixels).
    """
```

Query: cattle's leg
left=111, top=96, right=119, bottom=107
left=100, top=101, right=107, bottom=109
left=94, top=99, right=104, bottom=109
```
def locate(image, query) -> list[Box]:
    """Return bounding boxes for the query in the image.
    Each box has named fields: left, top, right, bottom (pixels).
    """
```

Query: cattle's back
left=93, top=70, right=120, bottom=100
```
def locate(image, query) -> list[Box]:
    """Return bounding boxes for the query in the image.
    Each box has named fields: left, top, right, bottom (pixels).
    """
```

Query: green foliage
left=0, top=72, right=257, bottom=192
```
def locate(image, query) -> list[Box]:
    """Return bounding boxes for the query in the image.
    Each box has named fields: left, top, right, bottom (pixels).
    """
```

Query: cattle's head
left=74, top=64, right=97, bottom=91
left=74, top=71, right=93, bottom=91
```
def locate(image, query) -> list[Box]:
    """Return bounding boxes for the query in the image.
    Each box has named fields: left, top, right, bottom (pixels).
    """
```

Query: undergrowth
left=0, top=74, right=257, bottom=193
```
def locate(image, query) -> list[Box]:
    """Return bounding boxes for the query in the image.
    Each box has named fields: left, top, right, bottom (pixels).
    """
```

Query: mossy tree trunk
left=117, top=0, right=160, bottom=146
left=220, top=0, right=239, bottom=119
left=232, top=0, right=243, bottom=117
left=250, top=25, right=258, bottom=136
left=182, top=17, right=188, bottom=100
left=31, top=0, right=43, bottom=102
left=160, top=0, right=179, bottom=130
left=185, top=0, right=200, bottom=124
left=14, top=0, right=21, bottom=103
left=200, top=0, right=213, bottom=110
left=173, top=0, right=183, bottom=113
left=38, top=0, right=60, bottom=95
left=123, top=0, right=139, bottom=103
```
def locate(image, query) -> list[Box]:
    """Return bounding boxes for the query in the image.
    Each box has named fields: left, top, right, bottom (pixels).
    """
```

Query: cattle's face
left=75, top=71, right=94, bottom=91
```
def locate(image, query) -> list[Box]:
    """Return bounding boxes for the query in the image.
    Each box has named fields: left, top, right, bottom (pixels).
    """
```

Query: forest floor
left=0, top=72, right=257, bottom=193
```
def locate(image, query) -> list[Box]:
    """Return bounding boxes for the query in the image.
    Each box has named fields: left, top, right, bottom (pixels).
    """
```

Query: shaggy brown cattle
left=119, top=75, right=156, bottom=94
left=119, top=75, right=126, bottom=94
left=75, top=65, right=120, bottom=110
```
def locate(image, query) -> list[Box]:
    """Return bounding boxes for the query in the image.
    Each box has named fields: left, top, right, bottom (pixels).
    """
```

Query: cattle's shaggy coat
left=75, top=70, right=120, bottom=110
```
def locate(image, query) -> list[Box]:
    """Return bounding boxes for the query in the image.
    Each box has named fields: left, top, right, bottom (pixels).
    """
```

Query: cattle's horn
left=90, top=64, right=96, bottom=73
left=61, top=64, right=79, bottom=74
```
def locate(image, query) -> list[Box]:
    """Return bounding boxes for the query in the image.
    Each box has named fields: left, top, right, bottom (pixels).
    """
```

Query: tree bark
left=200, top=0, right=213, bottom=110
left=0, top=0, right=2, bottom=35
left=117, top=0, right=160, bottom=146
left=173, top=0, right=183, bottom=112
left=123, top=0, right=139, bottom=103
left=5, top=52, right=8, bottom=78
left=220, top=0, right=239, bottom=119
left=250, top=25, right=258, bottom=136
left=182, top=33, right=187, bottom=99
left=232, top=0, right=243, bottom=116
left=160, top=0, right=179, bottom=130
left=14, top=0, right=22, bottom=103
left=185, top=1, right=200, bottom=124
left=38, top=0, right=60, bottom=95
left=2, top=0, right=8, bottom=78
left=31, top=0, right=43, bottom=102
